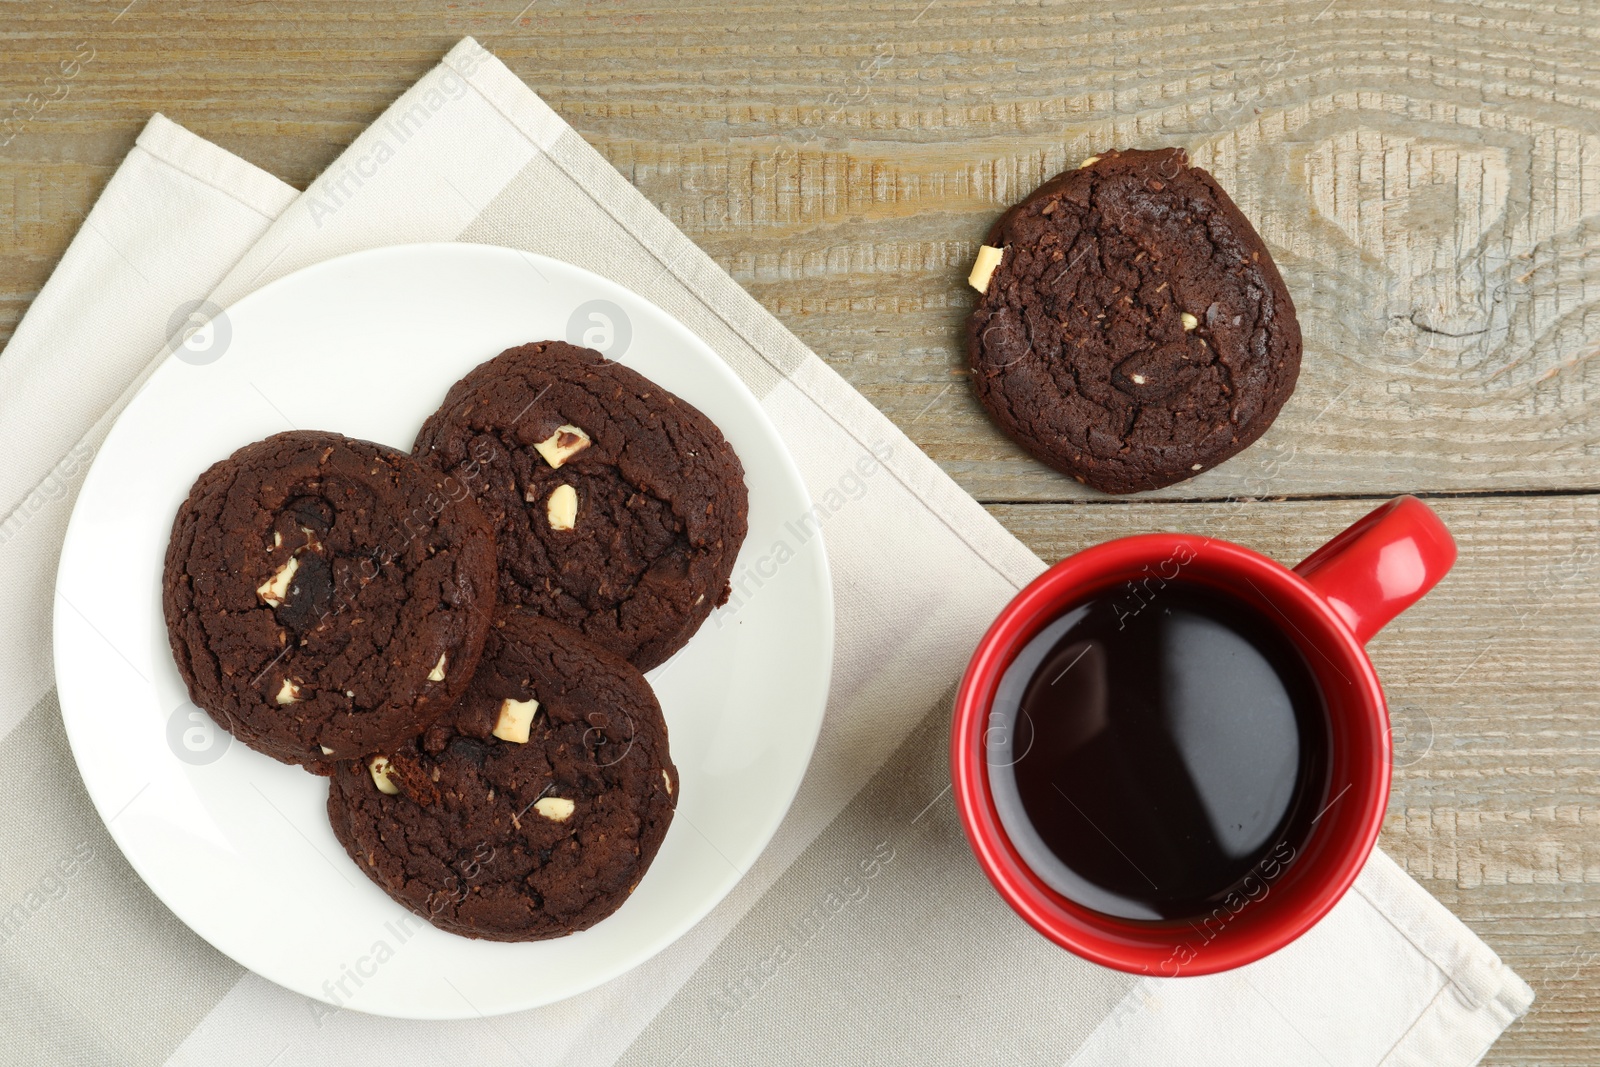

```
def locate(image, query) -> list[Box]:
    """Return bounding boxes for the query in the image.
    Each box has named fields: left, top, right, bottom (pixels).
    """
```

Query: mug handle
left=1292, top=495, right=1457, bottom=645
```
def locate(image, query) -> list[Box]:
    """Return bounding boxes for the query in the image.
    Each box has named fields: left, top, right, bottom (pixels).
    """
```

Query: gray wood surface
left=1, top=1, right=1595, bottom=1061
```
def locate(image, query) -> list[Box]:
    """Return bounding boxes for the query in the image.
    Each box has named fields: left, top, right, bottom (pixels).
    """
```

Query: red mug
left=951, top=496, right=1456, bottom=975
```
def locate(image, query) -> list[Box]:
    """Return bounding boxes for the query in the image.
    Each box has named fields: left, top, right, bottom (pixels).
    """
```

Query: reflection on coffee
left=987, top=582, right=1330, bottom=921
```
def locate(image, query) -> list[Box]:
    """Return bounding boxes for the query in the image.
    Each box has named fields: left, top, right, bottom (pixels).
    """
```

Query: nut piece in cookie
left=534, top=796, right=576, bottom=822
left=534, top=424, right=591, bottom=469
left=493, top=697, right=539, bottom=744
left=369, top=755, right=400, bottom=795
left=256, top=555, right=299, bottom=607
left=546, top=484, right=578, bottom=531
left=965, top=147, right=1301, bottom=495
left=968, top=245, right=1005, bottom=293
left=325, top=609, right=677, bottom=942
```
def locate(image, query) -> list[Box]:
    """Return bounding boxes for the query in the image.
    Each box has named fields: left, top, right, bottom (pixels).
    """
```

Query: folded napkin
left=0, top=39, right=1531, bottom=1066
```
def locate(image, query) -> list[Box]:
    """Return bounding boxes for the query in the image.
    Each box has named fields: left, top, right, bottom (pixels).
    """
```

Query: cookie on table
left=326, top=609, right=678, bottom=941
left=162, top=430, right=498, bottom=770
left=965, top=147, right=1302, bottom=495
left=412, top=340, right=748, bottom=672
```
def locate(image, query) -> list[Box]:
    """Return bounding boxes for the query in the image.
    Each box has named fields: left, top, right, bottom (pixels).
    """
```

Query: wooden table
left=2, top=1, right=1595, bottom=1060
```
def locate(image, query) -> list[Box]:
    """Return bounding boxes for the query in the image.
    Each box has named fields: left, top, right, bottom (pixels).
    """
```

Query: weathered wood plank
left=990, top=494, right=1600, bottom=1065
left=8, top=0, right=1595, bottom=498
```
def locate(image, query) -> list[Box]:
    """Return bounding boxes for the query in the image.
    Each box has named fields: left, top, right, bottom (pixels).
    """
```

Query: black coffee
left=987, top=581, right=1329, bottom=921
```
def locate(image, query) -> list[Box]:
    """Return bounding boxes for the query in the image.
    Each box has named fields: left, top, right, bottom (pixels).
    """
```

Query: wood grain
left=3, top=1, right=1599, bottom=502
left=1, top=1, right=1596, bottom=1061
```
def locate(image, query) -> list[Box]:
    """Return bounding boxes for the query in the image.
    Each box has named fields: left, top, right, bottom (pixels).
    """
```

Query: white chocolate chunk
left=1191, top=463, right=1204, bottom=471
left=369, top=756, right=400, bottom=795
left=533, top=424, right=591, bottom=469
left=275, top=678, right=299, bottom=705
left=1078, top=155, right=1101, bottom=168
left=493, top=697, right=540, bottom=744
left=273, top=531, right=282, bottom=547
left=320, top=745, right=335, bottom=755
left=256, top=555, right=299, bottom=607
left=534, top=796, right=575, bottom=822
left=1181, top=312, right=1199, bottom=330
left=967, top=245, right=1005, bottom=293
left=547, top=484, right=578, bottom=531
left=1131, top=373, right=1147, bottom=385
left=427, top=653, right=447, bottom=682
left=663, top=769, right=673, bottom=795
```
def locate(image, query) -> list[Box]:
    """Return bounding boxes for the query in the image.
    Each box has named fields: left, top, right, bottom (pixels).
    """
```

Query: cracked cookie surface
left=162, top=430, right=498, bottom=770
left=413, top=340, right=748, bottom=671
left=966, top=148, right=1301, bottom=494
left=326, top=609, right=677, bottom=941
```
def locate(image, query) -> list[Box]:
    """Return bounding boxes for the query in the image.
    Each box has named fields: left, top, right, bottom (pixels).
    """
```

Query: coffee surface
left=988, top=582, right=1329, bottom=920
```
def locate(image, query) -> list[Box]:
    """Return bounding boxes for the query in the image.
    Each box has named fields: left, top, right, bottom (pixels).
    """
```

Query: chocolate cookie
left=326, top=609, right=678, bottom=941
left=162, top=430, right=498, bottom=770
left=965, top=148, right=1301, bottom=494
left=412, top=341, right=748, bottom=672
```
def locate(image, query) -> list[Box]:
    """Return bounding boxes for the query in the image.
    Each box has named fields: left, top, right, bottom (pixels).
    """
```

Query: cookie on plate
left=965, top=147, right=1301, bottom=495
left=162, top=430, right=498, bottom=770
left=326, top=609, right=677, bottom=941
left=412, top=340, right=748, bottom=672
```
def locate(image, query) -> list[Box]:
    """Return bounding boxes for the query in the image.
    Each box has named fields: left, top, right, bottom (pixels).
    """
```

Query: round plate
left=53, top=243, right=832, bottom=1019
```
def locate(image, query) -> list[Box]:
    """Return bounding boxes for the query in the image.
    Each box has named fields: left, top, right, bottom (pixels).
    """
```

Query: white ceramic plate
left=53, top=244, right=832, bottom=1019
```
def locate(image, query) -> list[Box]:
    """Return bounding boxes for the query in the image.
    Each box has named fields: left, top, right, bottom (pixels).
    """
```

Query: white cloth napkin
left=0, top=39, right=1532, bottom=1067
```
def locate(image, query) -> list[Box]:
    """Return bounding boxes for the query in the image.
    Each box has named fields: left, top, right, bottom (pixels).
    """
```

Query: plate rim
left=52, top=241, right=834, bottom=1018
